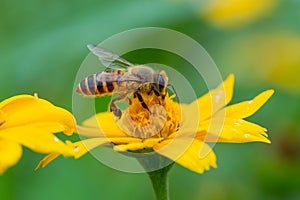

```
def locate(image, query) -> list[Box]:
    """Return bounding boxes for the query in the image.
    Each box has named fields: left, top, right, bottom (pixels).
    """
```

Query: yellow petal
left=35, top=153, right=60, bottom=170
left=0, top=95, right=75, bottom=135
left=154, top=138, right=217, bottom=174
left=114, top=138, right=163, bottom=151
left=0, top=125, right=74, bottom=156
left=186, top=74, right=234, bottom=122
left=109, top=137, right=142, bottom=144
left=0, top=110, right=5, bottom=126
left=36, top=138, right=109, bottom=170
left=0, top=139, right=22, bottom=174
left=114, top=142, right=146, bottom=151
left=68, top=138, right=110, bottom=159
left=197, top=118, right=270, bottom=143
left=80, top=112, right=129, bottom=138
left=225, top=90, right=274, bottom=119
left=179, top=103, right=201, bottom=134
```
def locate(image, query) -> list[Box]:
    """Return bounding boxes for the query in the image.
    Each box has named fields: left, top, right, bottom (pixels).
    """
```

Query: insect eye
left=157, top=75, right=165, bottom=87
left=157, top=74, right=166, bottom=93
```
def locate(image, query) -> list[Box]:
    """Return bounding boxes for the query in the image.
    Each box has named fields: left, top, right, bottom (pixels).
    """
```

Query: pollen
left=117, top=93, right=181, bottom=139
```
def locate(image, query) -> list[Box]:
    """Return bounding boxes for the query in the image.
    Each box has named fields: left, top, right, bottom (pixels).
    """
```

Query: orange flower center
left=117, top=93, right=181, bottom=139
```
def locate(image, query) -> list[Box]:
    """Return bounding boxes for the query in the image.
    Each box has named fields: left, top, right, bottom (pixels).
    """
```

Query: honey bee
left=76, top=44, right=177, bottom=118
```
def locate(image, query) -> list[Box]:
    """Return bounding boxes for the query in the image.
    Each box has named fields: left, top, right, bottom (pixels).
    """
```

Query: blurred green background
left=1, top=0, right=300, bottom=199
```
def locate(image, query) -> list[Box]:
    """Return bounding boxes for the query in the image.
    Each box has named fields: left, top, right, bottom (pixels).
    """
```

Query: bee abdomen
left=76, top=72, right=120, bottom=96
left=95, top=79, right=115, bottom=94
left=76, top=74, right=96, bottom=95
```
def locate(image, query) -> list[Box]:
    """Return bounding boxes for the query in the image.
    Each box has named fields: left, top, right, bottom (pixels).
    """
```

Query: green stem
left=147, top=164, right=173, bottom=200
left=134, top=149, right=173, bottom=200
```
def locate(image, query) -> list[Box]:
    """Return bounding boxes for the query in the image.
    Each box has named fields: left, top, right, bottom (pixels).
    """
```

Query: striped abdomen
left=76, top=69, right=125, bottom=96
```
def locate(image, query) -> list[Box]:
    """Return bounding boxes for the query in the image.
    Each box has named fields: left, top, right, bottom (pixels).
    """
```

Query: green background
left=1, top=0, right=300, bottom=199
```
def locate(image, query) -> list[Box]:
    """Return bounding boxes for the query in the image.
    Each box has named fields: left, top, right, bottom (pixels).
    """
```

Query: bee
left=76, top=44, right=177, bottom=118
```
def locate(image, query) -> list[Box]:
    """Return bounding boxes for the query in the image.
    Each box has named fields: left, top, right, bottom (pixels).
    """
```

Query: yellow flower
left=0, top=94, right=76, bottom=174
left=225, top=32, right=300, bottom=94
left=201, top=0, right=278, bottom=29
left=38, top=74, right=273, bottom=174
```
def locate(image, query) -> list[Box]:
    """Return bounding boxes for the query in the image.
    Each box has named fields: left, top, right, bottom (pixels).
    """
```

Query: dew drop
left=248, top=100, right=253, bottom=104
left=234, top=122, right=240, bottom=126
left=244, top=133, right=250, bottom=138
left=215, top=95, right=221, bottom=103
left=54, top=137, right=59, bottom=142
left=74, top=146, right=79, bottom=153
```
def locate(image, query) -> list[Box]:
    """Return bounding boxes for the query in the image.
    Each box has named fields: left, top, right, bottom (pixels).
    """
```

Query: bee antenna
left=167, top=83, right=180, bottom=103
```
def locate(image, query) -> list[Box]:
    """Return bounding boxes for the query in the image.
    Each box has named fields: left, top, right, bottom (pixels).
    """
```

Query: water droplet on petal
left=54, top=137, right=59, bottom=142
left=244, top=133, right=250, bottom=138
left=74, top=146, right=79, bottom=153
left=215, top=95, right=221, bottom=103
left=248, top=100, right=253, bottom=104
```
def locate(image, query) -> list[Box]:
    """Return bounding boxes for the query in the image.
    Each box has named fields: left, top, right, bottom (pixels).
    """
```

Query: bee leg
left=126, top=96, right=132, bottom=105
left=151, top=86, right=160, bottom=97
left=167, top=83, right=180, bottom=103
left=134, top=92, right=151, bottom=113
left=110, top=94, right=127, bottom=118
left=110, top=102, right=122, bottom=118
left=151, top=86, right=163, bottom=104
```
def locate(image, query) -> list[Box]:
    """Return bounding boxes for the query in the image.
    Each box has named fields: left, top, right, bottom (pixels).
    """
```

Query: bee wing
left=116, top=74, right=145, bottom=93
left=118, top=74, right=144, bottom=83
left=87, top=44, right=133, bottom=69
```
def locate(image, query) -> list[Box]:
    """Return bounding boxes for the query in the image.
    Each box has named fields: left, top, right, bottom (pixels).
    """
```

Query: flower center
left=117, top=93, right=181, bottom=139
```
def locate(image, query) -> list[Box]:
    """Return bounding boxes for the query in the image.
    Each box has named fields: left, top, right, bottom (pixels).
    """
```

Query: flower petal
left=197, top=118, right=270, bottom=143
left=80, top=112, right=129, bottom=138
left=35, top=153, right=60, bottom=170
left=35, top=138, right=109, bottom=170
left=154, top=138, right=217, bottom=174
left=0, top=110, right=5, bottom=126
left=114, top=142, right=146, bottom=151
left=0, top=125, right=73, bottom=156
left=225, top=90, right=274, bottom=119
left=0, top=95, right=75, bottom=135
left=68, top=138, right=110, bottom=159
left=195, top=89, right=273, bottom=144
left=114, top=138, right=162, bottom=151
left=0, top=139, right=22, bottom=174
left=185, top=74, right=234, bottom=123
left=109, top=137, right=142, bottom=144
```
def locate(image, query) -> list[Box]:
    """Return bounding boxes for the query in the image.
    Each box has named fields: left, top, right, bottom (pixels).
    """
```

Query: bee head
left=157, top=71, right=168, bottom=92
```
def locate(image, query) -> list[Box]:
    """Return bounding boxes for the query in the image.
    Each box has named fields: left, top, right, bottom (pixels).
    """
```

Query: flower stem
left=147, top=164, right=173, bottom=200
left=133, top=149, right=174, bottom=200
